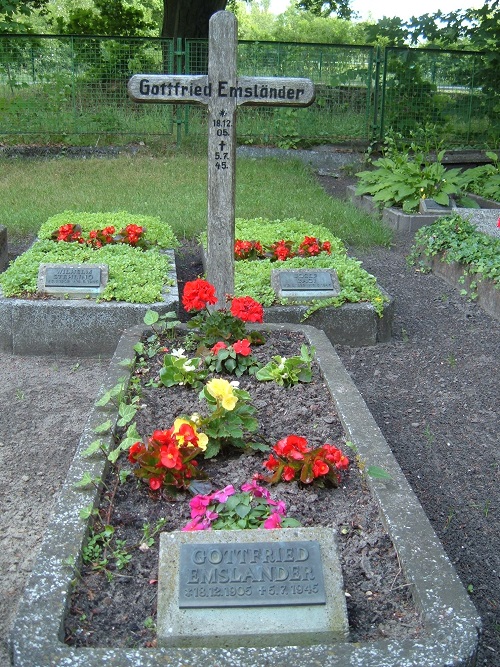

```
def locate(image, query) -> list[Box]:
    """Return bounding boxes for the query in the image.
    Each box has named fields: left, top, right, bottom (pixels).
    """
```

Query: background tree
left=295, top=0, right=353, bottom=21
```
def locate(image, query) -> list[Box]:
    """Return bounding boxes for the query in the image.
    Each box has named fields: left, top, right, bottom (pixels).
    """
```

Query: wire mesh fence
left=0, top=34, right=498, bottom=148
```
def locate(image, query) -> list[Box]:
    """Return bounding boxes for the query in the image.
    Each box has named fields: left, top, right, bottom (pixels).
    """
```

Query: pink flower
left=263, top=512, right=282, bottom=529
left=189, top=494, right=211, bottom=518
left=267, top=498, right=287, bottom=515
left=211, top=485, right=235, bottom=503
left=241, top=479, right=270, bottom=499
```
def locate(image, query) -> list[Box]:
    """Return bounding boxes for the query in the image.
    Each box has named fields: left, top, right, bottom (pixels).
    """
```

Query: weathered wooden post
left=128, top=11, right=315, bottom=307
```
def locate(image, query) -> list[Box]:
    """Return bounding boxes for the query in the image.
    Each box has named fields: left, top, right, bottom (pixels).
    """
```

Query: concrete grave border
left=0, top=250, right=178, bottom=356
left=10, top=322, right=480, bottom=666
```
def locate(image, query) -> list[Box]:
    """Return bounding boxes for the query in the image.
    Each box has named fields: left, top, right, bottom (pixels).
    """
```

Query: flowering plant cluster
left=255, top=345, right=314, bottom=387
left=205, top=338, right=260, bottom=377
left=234, top=240, right=264, bottom=260
left=200, top=378, right=261, bottom=457
left=128, top=418, right=208, bottom=492
left=159, top=347, right=207, bottom=389
left=234, top=236, right=332, bottom=262
left=182, top=481, right=301, bottom=531
left=51, top=222, right=148, bottom=249
left=182, top=279, right=264, bottom=349
left=261, top=435, right=349, bottom=487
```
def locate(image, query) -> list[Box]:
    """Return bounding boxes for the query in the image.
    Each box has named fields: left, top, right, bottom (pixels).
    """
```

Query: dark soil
left=64, top=328, right=421, bottom=649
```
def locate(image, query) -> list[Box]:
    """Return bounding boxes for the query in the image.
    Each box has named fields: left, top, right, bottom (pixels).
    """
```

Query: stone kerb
left=346, top=185, right=451, bottom=233
left=0, top=249, right=178, bottom=356
left=10, top=323, right=480, bottom=667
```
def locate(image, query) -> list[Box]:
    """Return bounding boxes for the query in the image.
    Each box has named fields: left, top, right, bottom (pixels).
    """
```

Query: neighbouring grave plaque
left=179, top=540, right=326, bottom=608
left=271, top=268, right=341, bottom=299
left=37, top=263, right=108, bottom=298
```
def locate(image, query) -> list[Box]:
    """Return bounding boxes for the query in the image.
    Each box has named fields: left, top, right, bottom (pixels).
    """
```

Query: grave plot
left=10, top=319, right=480, bottom=666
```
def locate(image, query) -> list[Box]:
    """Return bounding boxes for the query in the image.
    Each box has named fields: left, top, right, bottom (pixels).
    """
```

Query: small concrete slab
left=157, top=528, right=348, bottom=648
left=271, top=268, right=341, bottom=300
left=453, top=208, right=500, bottom=240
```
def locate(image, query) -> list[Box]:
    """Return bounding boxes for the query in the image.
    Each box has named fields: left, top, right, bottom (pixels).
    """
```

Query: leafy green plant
left=356, top=136, right=463, bottom=213
left=199, top=378, right=263, bottom=458
left=204, top=339, right=261, bottom=378
left=159, top=348, right=208, bottom=389
left=407, top=214, right=500, bottom=288
left=255, top=345, right=314, bottom=387
left=457, top=151, right=500, bottom=202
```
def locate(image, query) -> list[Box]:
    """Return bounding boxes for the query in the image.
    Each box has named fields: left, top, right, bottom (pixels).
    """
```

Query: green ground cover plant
left=0, top=154, right=391, bottom=249
left=407, top=214, right=500, bottom=292
left=202, top=218, right=387, bottom=315
left=0, top=211, right=177, bottom=302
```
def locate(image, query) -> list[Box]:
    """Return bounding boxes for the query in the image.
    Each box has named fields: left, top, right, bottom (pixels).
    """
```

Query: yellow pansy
left=206, top=378, right=238, bottom=411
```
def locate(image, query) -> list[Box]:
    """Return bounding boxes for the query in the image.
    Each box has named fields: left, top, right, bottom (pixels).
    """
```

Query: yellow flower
left=206, top=378, right=238, bottom=411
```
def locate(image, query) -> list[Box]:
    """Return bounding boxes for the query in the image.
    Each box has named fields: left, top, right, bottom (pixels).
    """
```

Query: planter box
left=0, top=250, right=178, bottom=356
left=420, top=252, right=500, bottom=322
left=10, top=323, right=480, bottom=667
left=347, top=186, right=444, bottom=232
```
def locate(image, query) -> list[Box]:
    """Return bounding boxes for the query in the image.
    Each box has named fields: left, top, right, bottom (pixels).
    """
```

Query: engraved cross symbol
left=128, top=11, right=314, bottom=306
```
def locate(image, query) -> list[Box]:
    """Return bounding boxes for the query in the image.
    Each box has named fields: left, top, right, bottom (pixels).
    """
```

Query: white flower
left=182, top=361, right=196, bottom=372
left=171, top=348, right=186, bottom=359
left=230, top=380, right=240, bottom=388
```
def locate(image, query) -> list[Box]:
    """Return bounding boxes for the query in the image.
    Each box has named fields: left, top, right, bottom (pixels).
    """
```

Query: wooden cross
left=128, top=11, right=315, bottom=307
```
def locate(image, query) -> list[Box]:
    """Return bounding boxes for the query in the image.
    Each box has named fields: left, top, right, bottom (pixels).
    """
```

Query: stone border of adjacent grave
left=10, top=322, right=480, bottom=667
left=419, top=252, right=499, bottom=322
left=0, top=250, right=178, bottom=356
left=346, top=185, right=446, bottom=233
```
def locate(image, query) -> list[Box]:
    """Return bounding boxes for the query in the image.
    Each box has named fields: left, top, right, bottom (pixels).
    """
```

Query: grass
left=0, top=152, right=391, bottom=249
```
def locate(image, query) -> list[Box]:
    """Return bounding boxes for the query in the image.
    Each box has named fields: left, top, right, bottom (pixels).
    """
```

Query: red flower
left=322, top=240, right=331, bottom=254
left=263, top=454, right=280, bottom=471
left=233, top=338, right=252, bottom=356
left=312, top=458, right=329, bottom=478
left=149, top=476, right=164, bottom=491
left=497, top=217, right=500, bottom=229
left=211, top=341, right=228, bottom=355
left=160, top=443, right=183, bottom=469
left=128, top=441, right=145, bottom=463
left=282, top=466, right=296, bottom=481
left=182, top=279, right=218, bottom=312
left=151, top=429, right=172, bottom=447
left=274, top=435, right=309, bottom=459
left=230, top=296, right=264, bottom=323
left=271, top=240, right=294, bottom=261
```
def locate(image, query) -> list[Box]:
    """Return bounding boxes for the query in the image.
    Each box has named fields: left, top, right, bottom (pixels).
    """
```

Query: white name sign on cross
left=128, top=11, right=315, bottom=307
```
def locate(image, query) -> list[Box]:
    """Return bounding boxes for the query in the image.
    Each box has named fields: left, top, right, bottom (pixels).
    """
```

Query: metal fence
left=0, top=34, right=498, bottom=148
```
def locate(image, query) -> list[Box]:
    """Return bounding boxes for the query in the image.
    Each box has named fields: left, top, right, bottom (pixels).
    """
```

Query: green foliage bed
left=203, top=218, right=387, bottom=315
left=0, top=212, right=178, bottom=303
